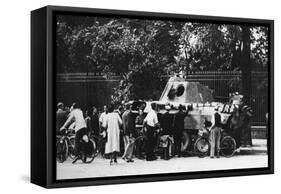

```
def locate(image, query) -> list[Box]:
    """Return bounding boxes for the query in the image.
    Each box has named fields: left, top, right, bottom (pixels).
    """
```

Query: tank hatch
left=159, top=76, right=214, bottom=104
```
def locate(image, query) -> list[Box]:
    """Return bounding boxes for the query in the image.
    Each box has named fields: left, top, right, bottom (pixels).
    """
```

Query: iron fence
left=56, top=71, right=268, bottom=125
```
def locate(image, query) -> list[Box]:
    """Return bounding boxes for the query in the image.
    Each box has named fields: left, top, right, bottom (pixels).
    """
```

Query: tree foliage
left=56, top=15, right=269, bottom=105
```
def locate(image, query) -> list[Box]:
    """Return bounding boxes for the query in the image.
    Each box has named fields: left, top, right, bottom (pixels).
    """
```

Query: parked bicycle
left=88, top=131, right=107, bottom=159
left=56, top=129, right=75, bottom=163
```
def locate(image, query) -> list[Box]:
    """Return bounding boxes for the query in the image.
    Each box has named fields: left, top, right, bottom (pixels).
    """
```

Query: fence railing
left=56, top=71, right=268, bottom=125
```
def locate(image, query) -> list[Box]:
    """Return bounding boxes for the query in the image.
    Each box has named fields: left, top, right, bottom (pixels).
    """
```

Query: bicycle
left=219, top=130, right=236, bottom=157
left=72, top=134, right=96, bottom=164
left=57, top=128, right=97, bottom=164
left=184, top=129, right=210, bottom=158
left=88, top=131, right=107, bottom=159
left=56, top=129, right=75, bottom=163
left=193, top=128, right=237, bottom=158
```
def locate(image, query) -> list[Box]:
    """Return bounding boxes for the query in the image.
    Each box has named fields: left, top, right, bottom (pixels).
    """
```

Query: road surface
left=57, top=150, right=267, bottom=180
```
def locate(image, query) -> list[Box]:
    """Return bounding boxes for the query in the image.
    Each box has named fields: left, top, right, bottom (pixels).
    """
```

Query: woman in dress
left=103, top=105, right=122, bottom=165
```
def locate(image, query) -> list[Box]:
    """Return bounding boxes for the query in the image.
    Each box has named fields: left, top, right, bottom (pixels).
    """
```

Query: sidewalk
left=239, top=139, right=267, bottom=155
left=251, top=126, right=267, bottom=139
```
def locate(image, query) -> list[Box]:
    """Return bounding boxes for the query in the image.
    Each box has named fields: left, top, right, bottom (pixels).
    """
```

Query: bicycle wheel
left=68, top=136, right=76, bottom=159
left=56, top=138, right=68, bottom=163
left=89, top=139, right=96, bottom=156
left=194, top=136, right=210, bottom=157
left=220, top=136, right=236, bottom=158
left=82, top=139, right=96, bottom=163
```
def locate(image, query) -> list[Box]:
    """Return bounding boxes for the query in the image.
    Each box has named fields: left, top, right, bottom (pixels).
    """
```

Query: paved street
left=57, top=155, right=268, bottom=180
left=57, top=139, right=268, bottom=180
left=57, top=154, right=268, bottom=180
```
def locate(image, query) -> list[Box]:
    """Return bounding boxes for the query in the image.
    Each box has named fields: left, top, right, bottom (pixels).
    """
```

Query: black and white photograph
left=1, top=0, right=281, bottom=192
left=55, top=11, right=271, bottom=180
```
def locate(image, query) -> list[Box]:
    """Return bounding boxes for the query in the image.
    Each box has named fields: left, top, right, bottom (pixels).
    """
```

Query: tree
left=56, top=16, right=269, bottom=108
left=241, top=26, right=251, bottom=104
left=110, top=20, right=182, bottom=104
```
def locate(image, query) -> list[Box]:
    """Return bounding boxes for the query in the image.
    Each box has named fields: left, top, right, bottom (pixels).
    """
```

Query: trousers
left=145, top=126, right=157, bottom=160
left=122, top=135, right=134, bottom=159
left=75, top=128, right=88, bottom=155
left=209, top=126, right=221, bottom=157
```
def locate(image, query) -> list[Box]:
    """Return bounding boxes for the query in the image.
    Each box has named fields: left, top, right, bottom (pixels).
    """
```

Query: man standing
left=135, top=108, right=146, bottom=159
left=209, top=106, right=222, bottom=158
left=84, top=110, right=91, bottom=134
left=241, top=104, right=253, bottom=147
left=173, top=104, right=186, bottom=157
left=143, top=103, right=159, bottom=161
left=161, top=106, right=173, bottom=135
left=99, top=105, right=108, bottom=132
left=98, top=105, right=108, bottom=156
left=56, top=102, right=68, bottom=134
left=91, top=106, right=100, bottom=136
left=121, top=104, right=135, bottom=162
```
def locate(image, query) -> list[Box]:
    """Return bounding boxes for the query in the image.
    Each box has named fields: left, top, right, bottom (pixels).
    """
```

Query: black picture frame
left=31, top=5, right=274, bottom=188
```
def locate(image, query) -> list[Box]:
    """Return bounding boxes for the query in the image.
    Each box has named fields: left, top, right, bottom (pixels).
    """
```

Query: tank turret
left=159, top=76, right=214, bottom=104
left=130, top=75, right=232, bottom=130
left=150, top=76, right=230, bottom=130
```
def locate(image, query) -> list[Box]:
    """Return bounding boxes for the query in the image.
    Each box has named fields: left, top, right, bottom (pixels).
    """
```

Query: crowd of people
left=56, top=100, right=253, bottom=165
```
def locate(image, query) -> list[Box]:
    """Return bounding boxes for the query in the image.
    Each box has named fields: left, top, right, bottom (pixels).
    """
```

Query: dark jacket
left=160, top=112, right=173, bottom=135
left=135, top=114, right=145, bottom=127
left=91, top=113, right=100, bottom=136
left=122, top=110, right=135, bottom=136
left=214, top=112, right=222, bottom=127
left=56, top=109, right=68, bottom=133
left=173, top=111, right=186, bottom=134
left=85, top=116, right=91, bottom=133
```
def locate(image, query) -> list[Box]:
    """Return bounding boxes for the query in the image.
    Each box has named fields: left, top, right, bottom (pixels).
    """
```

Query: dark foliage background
left=56, top=15, right=268, bottom=108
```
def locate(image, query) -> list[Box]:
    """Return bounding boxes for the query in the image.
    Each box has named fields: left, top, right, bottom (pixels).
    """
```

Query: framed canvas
left=31, top=5, right=274, bottom=188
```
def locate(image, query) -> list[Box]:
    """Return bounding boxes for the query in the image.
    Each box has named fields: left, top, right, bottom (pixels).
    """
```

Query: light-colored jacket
left=144, top=110, right=158, bottom=127
left=62, top=109, right=87, bottom=132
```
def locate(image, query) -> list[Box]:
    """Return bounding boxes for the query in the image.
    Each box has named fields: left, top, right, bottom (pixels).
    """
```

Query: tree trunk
left=241, top=27, right=251, bottom=104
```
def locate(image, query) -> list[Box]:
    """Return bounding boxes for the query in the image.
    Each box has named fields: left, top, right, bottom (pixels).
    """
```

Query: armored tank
left=128, top=75, right=238, bottom=157
left=143, top=76, right=230, bottom=130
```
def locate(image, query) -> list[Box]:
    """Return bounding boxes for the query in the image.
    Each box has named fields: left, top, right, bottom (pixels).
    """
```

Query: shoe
left=147, top=156, right=157, bottom=161
left=216, top=155, right=220, bottom=158
left=114, top=158, right=118, bottom=163
left=210, top=156, right=215, bottom=159
left=110, top=160, right=113, bottom=165
left=127, top=159, right=134, bottom=163
left=146, top=157, right=153, bottom=161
